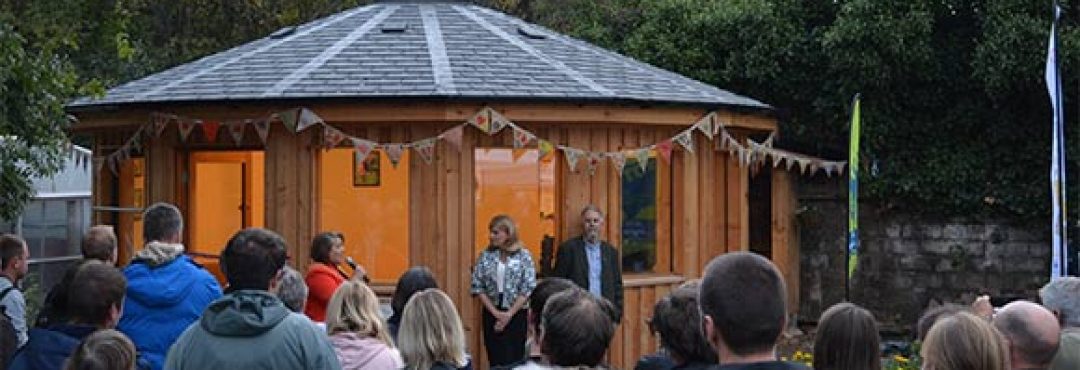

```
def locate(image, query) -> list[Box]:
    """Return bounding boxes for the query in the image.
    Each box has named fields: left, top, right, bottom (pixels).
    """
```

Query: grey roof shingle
left=68, top=2, right=770, bottom=110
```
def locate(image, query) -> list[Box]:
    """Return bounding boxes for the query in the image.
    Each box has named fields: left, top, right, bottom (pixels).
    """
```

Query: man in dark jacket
left=10, top=261, right=149, bottom=370
left=553, top=205, right=623, bottom=321
left=165, top=228, right=340, bottom=370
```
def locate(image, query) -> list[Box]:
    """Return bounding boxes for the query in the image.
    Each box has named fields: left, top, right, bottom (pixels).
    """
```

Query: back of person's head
left=391, top=266, right=438, bottom=319
left=276, top=265, right=308, bottom=313
left=67, top=261, right=127, bottom=327
left=812, top=302, right=881, bottom=370
left=921, top=311, right=1009, bottom=370
left=649, top=285, right=717, bottom=366
left=1040, top=277, right=1080, bottom=327
left=326, top=281, right=393, bottom=347
left=142, top=203, right=183, bottom=244
left=992, top=301, right=1060, bottom=369
left=64, top=329, right=137, bottom=370
left=529, top=278, right=577, bottom=331
left=221, top=228, right=287, bottom=291
left=916, top=303, right=967, bottom=342
left=310, top=231, right=343, bottom=264
left=541, top=288, right=617, bottom=367
left=81, top=226, right=117, bottom=264
left=398, top=289, right=467, bottom=370
left=0, top=234, right=27, bottom=271
left=699, top=252, right=786, bottom=358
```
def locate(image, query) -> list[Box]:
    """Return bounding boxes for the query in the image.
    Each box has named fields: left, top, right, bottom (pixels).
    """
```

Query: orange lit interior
left=474, top=148, right=556, bottom=260
left=188, top=151, right=265, bottom=284
left=319, top=148, right=410, bottom=283
left=117, top=158, right=145, bottom=264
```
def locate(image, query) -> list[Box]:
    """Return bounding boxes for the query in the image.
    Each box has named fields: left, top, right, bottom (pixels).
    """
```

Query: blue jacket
left=10, top=325, right=150, bottom=370
left=119, top=255, right=222, bottom=370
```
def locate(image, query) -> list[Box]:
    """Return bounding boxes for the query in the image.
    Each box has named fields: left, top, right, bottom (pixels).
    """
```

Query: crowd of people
left=0, top=201, right=1077, bottom=369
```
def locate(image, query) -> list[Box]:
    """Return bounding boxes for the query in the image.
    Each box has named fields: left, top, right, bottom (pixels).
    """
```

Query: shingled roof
left=68, top=1, right=769, bottom=111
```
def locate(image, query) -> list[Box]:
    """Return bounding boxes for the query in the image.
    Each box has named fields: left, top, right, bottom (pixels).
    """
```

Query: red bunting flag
left=322, top=127, right=347, bottom=150
left=468, top=109, right=491, bottom=134
left=202, top=121, right=221, bottom=143
left=656, top=139, right=674, bottom=164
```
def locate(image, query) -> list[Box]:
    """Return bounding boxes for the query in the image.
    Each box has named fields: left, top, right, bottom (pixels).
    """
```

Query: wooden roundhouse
left=68, top=1, right=802, bottom=368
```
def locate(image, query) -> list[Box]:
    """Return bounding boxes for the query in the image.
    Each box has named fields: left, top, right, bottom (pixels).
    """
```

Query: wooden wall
left=83, top=102, right=797, bottom=370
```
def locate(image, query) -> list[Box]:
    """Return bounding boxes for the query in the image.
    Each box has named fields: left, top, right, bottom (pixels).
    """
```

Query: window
left=474, top=148, right=556, bottom=259
left=622, top=156, right=659, bottom=273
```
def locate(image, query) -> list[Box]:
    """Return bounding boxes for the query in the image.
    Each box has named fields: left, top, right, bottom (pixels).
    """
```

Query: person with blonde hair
left=325, top=281, right=403, bottom=369
left=64, top=329, right=137, bottom=370
left=398, top=289, right=472, bottom=370
left=470, top=215, right=536, bottom=366
left=921, top=311, right=1009, bottom=370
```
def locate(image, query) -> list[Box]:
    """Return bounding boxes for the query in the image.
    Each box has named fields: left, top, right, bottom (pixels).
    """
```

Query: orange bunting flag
left=278, top=108, right=300, bottom=132
left=610, top=152, right=627, bottom=175
left=227, top=121, right=246, bottom=144
left=296, top=108, right=323, bottom=132
left=468, top=109, right=491, bottom=134
left=413, top=138, right=437, bottom=165
left=513, top=127, right=533, bottom=149
left=253, top=119, right=271, bottom=144
left=385, top=144, right=405, bottom=168
left=587, top=152, right=604, bottom=176
left=656, top=139, right=674, bottom=164
left=538, top=139, right=554, bottom=159
left=489, top=109, right=511, bottom=135
left=675, top=130, right=694, bottom=154
left=323, top=127, right=347, bottom=150
left=351, top=137, right=376, bottom=162
left=178, top=119, right=197, bottom=142
left=636, top=148, right=650, bottom=172
left=563, top=147, right=585, bottom=172
left=202, top=121, right=221, bottom=143
left=442, top=125, right=464, bottom=152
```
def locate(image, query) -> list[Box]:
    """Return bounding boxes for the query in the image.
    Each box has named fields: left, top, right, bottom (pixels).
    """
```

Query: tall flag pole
left=847, top=94, right=862, bottom=299
left=1047, top=3, right=1066, bottom=279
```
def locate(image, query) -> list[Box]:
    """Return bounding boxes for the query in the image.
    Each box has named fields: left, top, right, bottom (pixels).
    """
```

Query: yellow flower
left=893, top=355, right=909, bottom=363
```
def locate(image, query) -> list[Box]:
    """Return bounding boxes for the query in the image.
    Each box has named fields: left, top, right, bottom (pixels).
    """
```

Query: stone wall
left=796, top=176, right=1051, bottom=331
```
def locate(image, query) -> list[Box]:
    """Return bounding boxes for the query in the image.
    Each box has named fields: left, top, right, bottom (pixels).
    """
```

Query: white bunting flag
left=563, top=147, right=585, bottom=172
left=227, top=121, right=246, bottom=144
left=296, top=108, right=323, bottom=132
left=385, top=144, right=406, bottom=168
left=413, top=138, right=437, bottom=165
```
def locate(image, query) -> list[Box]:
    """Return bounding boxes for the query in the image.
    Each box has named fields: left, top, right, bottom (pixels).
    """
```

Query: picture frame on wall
left=354, top=151, right=381, bottom=187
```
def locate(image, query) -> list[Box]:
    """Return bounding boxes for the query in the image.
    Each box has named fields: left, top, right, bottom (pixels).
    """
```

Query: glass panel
left=118, top=158, right=145, bottom=255
left=319, top=148, right=409, bottom=283
left=474, top=149, right=556, bottom=260
left=621, top=156, right=658, bottom=273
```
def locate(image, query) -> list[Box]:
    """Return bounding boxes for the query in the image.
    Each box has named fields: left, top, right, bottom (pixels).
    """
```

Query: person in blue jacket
left=118, top=203, right=222, bottom=370
left=10, top=261, right=150, bottom=370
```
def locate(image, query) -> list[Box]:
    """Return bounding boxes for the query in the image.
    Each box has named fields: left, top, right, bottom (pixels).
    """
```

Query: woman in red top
left=304, top=231, right=352, bottom=322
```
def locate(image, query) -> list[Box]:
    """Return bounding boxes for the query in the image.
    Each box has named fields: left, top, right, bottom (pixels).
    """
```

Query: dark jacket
left=10, top=324, right=151, bottom=370
left=552, top=236, right=623, bottom=320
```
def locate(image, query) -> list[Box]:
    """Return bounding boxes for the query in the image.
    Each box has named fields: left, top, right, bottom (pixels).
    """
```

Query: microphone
left=346, top=257, right=359, bottom=271
left=346, top=256, right=370, bottom=283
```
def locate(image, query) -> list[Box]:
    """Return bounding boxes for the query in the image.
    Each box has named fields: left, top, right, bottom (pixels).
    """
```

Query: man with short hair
left=1040, top=277, right=1080, bottom=370
left=992, top=301, right=1060, bottom=370
left=0, top=234, right=29, bottom=348
left=165, top=228, right=341, bottom=369
left=119, top=203, right=222, bottom=370
left=698, top=252, right=808, bottom=369
left=553, top=205, right=623, bottom=321
left=81, top=225, right=118, bottom=265
left=10, top=261, right=147, bottom=370
left=494, top=277, right=578, bottom=369
left=534, top=288, right=617, bottom=368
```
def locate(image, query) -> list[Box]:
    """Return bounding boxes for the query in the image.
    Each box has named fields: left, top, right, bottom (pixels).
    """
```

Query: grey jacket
left=165, top=290, right=341, bottom=370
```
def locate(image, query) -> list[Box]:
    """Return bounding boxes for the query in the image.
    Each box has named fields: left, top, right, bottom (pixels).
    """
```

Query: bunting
left=297, top=108, right=323, bottom=132
left=351, top=137, right=376, bottom=163
left=202, top=121, right=221, bottom=143
left=696, top=113, right=715, bottom=139
left=563, top=147, right=585, bottom=172
left=636, top=148, right=650, bottom=172
left=152, top=114, right=170, bottom=137
left=489, top=109, right=511, bottom=135
left=468, top=109, right=491, bottom=134
left=413, top=138, right=437, bottom=165
left=610, top=152, right=627, bottom=175
left=278, top=108, right=300, bottom=132
left=538, top=139, right=554, bottom=159
left=253, top=119, right=271, bottom=144
left=441, top=125, right=464, bottom=152
left=178, top=119, right=197, bottom=142
left=656, top=139, right=674, bottom=164
left=227, top=121, right=246, bottom=144
left=323, top=127, right=347, bottom=150
left=675, top=130, right=694, bottom=154
left=385, top=144, right=405, bottom=168
left=587, top=152, right=603, bottom=175
left=513, top=127, right=533, bottom=149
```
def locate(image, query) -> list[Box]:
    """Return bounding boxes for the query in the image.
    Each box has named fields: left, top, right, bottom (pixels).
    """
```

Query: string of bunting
left=95, top=107, right=846, bottom=178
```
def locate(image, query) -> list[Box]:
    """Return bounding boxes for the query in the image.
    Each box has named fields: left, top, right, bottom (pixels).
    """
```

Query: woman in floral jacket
left=470, top=215, right=536, bottom=367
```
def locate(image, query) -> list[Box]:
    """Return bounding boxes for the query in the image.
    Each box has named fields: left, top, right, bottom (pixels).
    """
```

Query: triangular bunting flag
left=413, top=138, right=437, bottom=165
left=656, top=139, right=674, bottom=164
left=297, top=108, right=323, bottom=132
left=798, top=158, right=810, bottom=174
left=152, top=114, right=169, bottom=138
left=202, top=121, right=221, bottom=143
left=810, top=160, right=822, bottom=175
left=441, top=125, right=464, bottom=152
left=178, top=119, right=197, bottom=142
left=587, top=152, right=603, bottom=176
left=538, top=140, right=554, bottom=159
left=785, top=158, right=796, bottom=171
left=351, top=137, right=376, bottom=162
left=696, top=113, right=715, bottom=139
left=278, top=108, right=301, bottom=132
left=489, top=109, right=511, bottom=135
left=772, top=153, right=783, bottom=168
left=675, top=131, right=694, bottom=154
left=227, top=121, right=246, bottom=145
left=254, top=119, right=271, bottom=144
left=513, top=127, right=533, bottom=149
left=468, top=109, right=492, bottom=134
left=322, top=127, right=347, bottom=150
left=763, top=132, right=776, bottom=147
left=385, top=144, right=405, bottom=168
left=563, top=147, right=584, bottom=172
left=610, top=152, right=627, bottom=175
left=636, top=148, right=650, bottom=172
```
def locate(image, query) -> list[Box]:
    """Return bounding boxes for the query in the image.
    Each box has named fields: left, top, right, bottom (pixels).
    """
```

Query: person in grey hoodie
left=165, top=228, right=341, bottom=370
